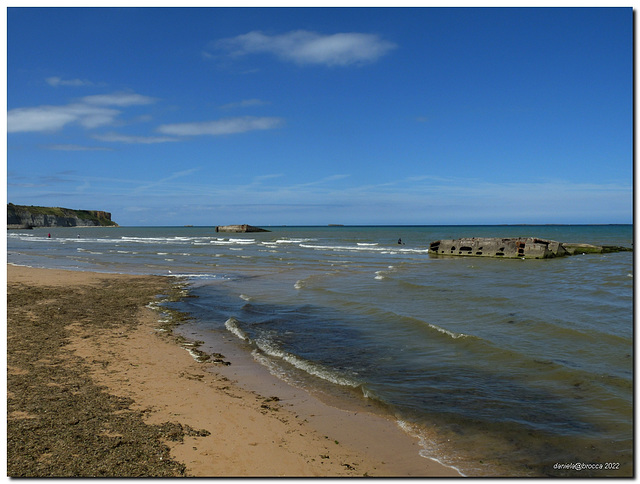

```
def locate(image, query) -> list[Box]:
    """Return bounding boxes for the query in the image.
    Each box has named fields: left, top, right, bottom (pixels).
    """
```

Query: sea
left=7, top=225, right=634, bottom=476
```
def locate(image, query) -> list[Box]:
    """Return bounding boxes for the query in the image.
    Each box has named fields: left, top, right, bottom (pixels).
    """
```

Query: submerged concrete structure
left=430, top=237, right=567, bottom=259
left=215, top=224, right=270, bottom=233
left=428, top=237, right=632, bottom=259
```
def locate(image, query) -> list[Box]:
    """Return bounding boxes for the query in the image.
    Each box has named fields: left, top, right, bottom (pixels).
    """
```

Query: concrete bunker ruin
left=428, top=237, right=568, bottom=259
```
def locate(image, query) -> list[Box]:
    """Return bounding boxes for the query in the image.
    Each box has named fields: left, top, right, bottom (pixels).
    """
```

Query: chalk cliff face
left=7, top=204, right=118, bottom=228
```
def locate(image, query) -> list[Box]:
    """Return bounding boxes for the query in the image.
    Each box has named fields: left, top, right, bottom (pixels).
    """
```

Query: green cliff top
left=8, top=204, right=118, bottom=227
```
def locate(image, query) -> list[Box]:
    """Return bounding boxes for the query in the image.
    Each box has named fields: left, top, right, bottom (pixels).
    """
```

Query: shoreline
left=7, top=264, right=461, bottom=477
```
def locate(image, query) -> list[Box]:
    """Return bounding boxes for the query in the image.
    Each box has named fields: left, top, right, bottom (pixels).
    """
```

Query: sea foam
left=225, top=317, right=249, bottom=341
left=254, top=336, right=360, bottom=388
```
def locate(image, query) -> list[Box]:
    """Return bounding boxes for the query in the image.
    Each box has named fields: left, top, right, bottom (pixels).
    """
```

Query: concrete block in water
left=428, top=237, right=568, bottom=259
left=429, top=237, right=631, bottom=259
left=215, top=224, right=270, bottom=233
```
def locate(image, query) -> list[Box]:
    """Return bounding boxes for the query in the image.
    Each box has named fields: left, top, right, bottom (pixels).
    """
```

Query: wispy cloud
left=157, top=116, right=283, bottom=136
left=46, top=76, right=94, bottom=87
left=289, top=174, right=351, bottom=189
left=11, top=166, right=629, bottom=225
left=251, top=174, right=284, bottom=184
left=212, top=30, right=397, bottom=67
left=7, top=91, right=158, bottom=133
left=45, top=144, right=112, bottom=151
left=82, top=92, right=157, bottom=106
left=8, top=104, right=121, bottom=132
left=76, top=179, right=91, bottom=193
left=134, top=168, right=201, bottom=193
left=219, top=98, right=269, bottom=110
left=190, top=176, right=632, bottom=224
left=8, top=170, right=77, bottom=189
left=92, top=132, right=180, bottom=144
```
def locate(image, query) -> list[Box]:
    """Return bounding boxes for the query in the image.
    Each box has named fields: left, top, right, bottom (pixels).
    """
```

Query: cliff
left=7, top=204, right=118, bottom=228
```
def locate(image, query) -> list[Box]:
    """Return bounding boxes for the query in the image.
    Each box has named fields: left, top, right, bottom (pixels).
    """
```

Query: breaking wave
left=225, top=317, right=249, bottom=341
left=254, top=336, right=361, bottom=388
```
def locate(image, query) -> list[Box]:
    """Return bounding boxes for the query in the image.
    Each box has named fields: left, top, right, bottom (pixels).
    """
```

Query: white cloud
left=213, top=30, right=396, bottom=66
left=46, top=76, right=94, bottom=87
left=8, top=103, right=120, bottom=132
left=92, top=132, right=180, bottom=144
left=157, top=116, right=283, bottom=136
left=82, top=92, right=157, bottom=106
left=7, top=91, right=157, bottom=133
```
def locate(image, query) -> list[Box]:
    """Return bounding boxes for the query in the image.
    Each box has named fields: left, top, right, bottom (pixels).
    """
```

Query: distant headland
left=7, top=204, right=118, bottom=229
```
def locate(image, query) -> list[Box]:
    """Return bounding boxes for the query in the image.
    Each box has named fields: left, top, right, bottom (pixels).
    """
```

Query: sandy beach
left=7, top=264, right=460, bottom=477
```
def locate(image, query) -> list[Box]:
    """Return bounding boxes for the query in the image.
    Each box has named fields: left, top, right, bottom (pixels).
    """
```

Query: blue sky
left=6, top=7, right=632, bottom=226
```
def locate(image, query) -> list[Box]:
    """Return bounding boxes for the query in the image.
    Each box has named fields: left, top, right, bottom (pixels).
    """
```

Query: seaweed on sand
left=7, top=276, right=205, bottom=477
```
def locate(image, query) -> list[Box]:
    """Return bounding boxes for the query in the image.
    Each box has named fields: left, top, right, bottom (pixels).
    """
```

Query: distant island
left=7, top=204, right=118, bottom=229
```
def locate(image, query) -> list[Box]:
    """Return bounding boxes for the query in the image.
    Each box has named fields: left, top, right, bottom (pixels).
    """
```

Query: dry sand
left=6, top=264, right=461, bottom=477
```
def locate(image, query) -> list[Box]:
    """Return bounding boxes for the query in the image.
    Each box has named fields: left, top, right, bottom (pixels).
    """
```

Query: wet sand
left=6, top=264, right=461, bottom=477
